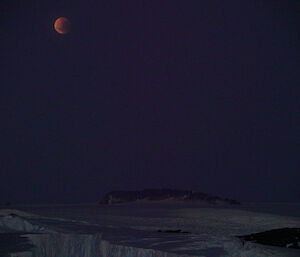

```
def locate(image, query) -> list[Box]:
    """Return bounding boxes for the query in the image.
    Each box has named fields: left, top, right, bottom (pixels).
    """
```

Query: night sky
left=1, top=1, right=299, bottom=204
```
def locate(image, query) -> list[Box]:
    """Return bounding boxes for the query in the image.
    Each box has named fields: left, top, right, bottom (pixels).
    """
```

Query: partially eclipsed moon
left=54, top=17, right=71, bottom=34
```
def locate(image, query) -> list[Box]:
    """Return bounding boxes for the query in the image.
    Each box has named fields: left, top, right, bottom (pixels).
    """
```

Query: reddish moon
left=54, top=17, right=71, bottom=34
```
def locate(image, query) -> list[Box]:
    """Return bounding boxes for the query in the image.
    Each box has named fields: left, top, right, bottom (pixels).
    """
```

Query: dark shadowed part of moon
left=54, top=17, right=71, bottom=34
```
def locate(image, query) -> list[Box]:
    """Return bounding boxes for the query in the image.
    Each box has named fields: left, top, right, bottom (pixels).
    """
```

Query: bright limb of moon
left=54, top=17, right=71, bottom=34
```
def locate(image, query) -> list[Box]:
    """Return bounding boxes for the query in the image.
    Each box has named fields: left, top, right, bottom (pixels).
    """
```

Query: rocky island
left=99, top=189, right=240, bottom=205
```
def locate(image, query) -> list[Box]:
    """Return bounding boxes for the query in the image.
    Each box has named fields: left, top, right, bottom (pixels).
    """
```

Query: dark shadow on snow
left=0, top=233, right=34, bottom=256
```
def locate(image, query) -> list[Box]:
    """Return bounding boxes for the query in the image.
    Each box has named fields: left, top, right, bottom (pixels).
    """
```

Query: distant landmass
left=99, top=189, right=240, bottom=205
left=0, top=202, right=11, bottom=208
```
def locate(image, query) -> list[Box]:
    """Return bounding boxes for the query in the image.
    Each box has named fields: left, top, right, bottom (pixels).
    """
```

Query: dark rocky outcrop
left=99, top=189, right=240, bottom=205
left=157, top=229, right=190, bottom=234
left=237, top=228, right=300, bottom=249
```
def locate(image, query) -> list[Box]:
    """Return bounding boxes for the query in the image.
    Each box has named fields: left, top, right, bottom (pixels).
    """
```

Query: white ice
left=0, top=203, right=300, bottom=257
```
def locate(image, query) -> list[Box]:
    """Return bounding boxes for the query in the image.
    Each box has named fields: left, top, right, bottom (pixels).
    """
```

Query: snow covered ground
left=0, top=203, right=300, bottom=257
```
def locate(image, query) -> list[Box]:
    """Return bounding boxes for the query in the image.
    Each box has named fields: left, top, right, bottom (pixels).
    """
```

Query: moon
left=54, top=17, right=71, bottom=34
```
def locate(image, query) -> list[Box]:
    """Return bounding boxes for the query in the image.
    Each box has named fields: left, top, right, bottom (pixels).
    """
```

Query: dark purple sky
left=1, top=0, right=299, bottom=204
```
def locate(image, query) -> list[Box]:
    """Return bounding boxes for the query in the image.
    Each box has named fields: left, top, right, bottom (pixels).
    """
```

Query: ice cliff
left=13, top=234, right=196, bottom=257
left=1, top=208, right=300, bottom=257
left=0, top=215, right=196, bottom=257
